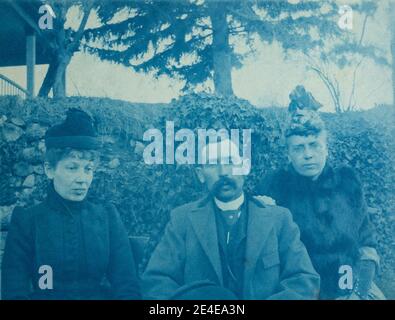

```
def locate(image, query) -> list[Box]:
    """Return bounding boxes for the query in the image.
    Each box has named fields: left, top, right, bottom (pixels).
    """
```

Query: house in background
left=0, top=0, right=51, bottom=98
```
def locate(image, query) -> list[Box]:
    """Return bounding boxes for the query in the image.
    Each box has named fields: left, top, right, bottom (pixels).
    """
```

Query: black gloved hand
left=354, top=259, right=376, bottom=299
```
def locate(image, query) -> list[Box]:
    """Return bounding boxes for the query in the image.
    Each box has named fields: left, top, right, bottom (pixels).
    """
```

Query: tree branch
left=228, top=5, right=261, bottom=22
left=129, top=32, right=213, bottom=69
left=229, top=26, right=246, bottom=34
left=308, top=64, right=342, bottom=112
left=347, top=13, right=370, bottom=111
left=69, top=2, right=95, bottom=53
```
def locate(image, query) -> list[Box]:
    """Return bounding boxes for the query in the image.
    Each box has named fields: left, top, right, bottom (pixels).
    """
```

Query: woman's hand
left=253, top=195, right=277, bottom=206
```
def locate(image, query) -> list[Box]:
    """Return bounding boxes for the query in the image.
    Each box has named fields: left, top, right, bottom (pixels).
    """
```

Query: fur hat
left=286, top=86, right=326, bottom=137
left=45, top=108, right=100, bottom=150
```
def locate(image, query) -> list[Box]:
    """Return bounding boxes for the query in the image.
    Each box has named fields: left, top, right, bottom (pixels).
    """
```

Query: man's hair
left=45, top=147, right=100, bottom=168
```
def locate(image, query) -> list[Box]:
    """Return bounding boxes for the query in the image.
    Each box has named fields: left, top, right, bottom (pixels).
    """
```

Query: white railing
left=0, top=73, right=29, bottom=98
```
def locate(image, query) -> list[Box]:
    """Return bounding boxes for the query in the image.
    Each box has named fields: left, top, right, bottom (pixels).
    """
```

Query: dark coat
left=257, top=164, right=377, bottom=299
left=1, top=186, right=140, bottom=300
left=142, top=196, right=320, bottom=300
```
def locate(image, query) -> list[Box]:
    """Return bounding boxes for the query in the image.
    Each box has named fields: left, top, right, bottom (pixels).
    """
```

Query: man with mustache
left=142, top=139, right=320, bottom=300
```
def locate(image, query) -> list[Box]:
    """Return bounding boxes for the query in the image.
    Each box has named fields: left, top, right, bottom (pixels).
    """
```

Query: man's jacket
left=142, top=196, right=320, bottom=300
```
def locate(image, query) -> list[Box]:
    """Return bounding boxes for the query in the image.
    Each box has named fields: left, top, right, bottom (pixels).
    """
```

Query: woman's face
left=45, top=151, right=95, bottom=202
left=287, top=132, right=328, bottom=180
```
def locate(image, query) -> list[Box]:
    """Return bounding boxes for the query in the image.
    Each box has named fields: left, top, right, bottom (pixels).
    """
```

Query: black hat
left=285, top=86, right=326, bottom=137
left=45, top=108, right=100, bottom=150
left=288, top=85, right=322, bottom=114
left=285, top=109, right=326, bottom=138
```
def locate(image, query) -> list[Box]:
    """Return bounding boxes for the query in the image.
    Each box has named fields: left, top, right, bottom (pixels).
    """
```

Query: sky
left=0, top=0, right=393, bottom=112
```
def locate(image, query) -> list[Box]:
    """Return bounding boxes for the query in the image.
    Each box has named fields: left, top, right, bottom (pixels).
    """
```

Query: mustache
left=212, top=177, right=237, bottom=193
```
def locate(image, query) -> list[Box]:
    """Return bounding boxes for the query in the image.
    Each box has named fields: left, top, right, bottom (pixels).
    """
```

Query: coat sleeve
left=338, top=168, right=380, bottom=298
left=267, top=208, right=321, bottom=300
left=358, top=214, right=378, bottom=251
left=1, top=207, right=33, bottom=300
left=357, top=200, right=378, bottom=253
left=106, top=205, right=141, bottom=299
left=338, top=166, right=377, bottom=249
left=141, top=209, right=186, bottom=300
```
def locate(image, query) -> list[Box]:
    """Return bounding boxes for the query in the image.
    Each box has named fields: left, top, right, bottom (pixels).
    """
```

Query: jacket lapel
left=187, top=197, right=224, bottom=286
left=243, top=200, right=276, bottom=297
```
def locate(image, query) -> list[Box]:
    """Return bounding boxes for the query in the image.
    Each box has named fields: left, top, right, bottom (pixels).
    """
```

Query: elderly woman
left=256, top=89, right=385, bottom=300
left=1, top=109, right=140, bottom=300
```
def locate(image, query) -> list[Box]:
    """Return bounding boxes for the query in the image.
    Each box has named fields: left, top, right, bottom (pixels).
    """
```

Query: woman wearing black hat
left=256, top=87, right=385, bottom=300
left=1, top=109, right=140, bottom=300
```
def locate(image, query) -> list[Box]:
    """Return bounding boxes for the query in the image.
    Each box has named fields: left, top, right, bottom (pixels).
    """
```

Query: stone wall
left=0, top=96, right=160, bottom=299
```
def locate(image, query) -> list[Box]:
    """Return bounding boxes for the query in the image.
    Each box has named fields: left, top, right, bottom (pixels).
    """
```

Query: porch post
left=26, top=29, right=36, bottom=97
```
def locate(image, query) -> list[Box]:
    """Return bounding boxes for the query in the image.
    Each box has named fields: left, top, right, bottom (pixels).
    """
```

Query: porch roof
left=0, top=0, right=52, bottom=67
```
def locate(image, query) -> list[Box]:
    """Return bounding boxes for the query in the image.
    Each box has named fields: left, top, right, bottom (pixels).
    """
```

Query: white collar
left=214, top=193, right=245, bottom=211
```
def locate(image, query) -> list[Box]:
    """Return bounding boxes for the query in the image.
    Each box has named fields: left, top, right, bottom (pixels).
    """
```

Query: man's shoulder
left=171, top=197, right=208, bottom=216
left=249, top=198, right=292, bottom=222
left=165, top=198, right=208, bottom=231
left=248, top=200, right=296, bottom=239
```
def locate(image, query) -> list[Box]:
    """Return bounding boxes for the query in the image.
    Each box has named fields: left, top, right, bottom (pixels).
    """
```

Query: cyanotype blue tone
left=0, top=0, right=394, bottom=301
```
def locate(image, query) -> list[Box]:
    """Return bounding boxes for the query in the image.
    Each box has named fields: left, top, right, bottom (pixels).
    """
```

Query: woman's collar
left=46, top=182, right=87, bottom=213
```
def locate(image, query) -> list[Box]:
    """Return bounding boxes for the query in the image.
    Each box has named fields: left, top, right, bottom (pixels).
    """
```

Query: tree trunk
left=38, top=2, right=69, bottom=98
left=38, top=54, right=69, bottom=98
left=38, top=55, right=59, bottom=97
left=52, top=68, right=66, bottom=98
left=53, top=55, right=70, bottom=98
left=210, top=5, right=233, bottom=96
left=390, top=0, right=395, bottom=107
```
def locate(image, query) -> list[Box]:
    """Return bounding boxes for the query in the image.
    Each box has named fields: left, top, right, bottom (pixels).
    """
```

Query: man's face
left=45, top=151, right=95, bottom=201
left=287, top=132, right=328, bottom=180
left=196, top=160, right=245, bottom=202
